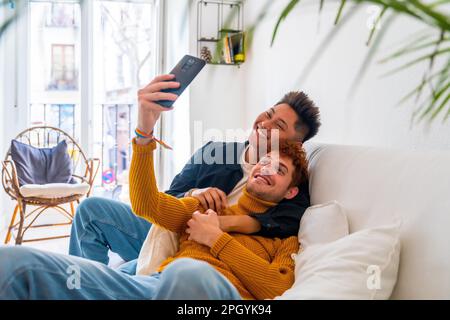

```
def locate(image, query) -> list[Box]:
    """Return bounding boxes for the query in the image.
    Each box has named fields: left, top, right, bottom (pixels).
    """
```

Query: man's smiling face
left=246, top=151, right=299, bottom=203
left=248, top=103, right=307, bottom=156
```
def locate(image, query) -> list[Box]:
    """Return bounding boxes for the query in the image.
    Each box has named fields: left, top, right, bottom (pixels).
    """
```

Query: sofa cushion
left=298, top=201, right=349, bottom=248
left=276, top=223, right=401, bottom=300
left=19, top=183, right=90, bottom=199
left=10, top=139, right=73, bottom=186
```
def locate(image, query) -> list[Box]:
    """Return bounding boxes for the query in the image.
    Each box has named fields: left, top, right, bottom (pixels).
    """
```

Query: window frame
left=20, top=0, right=164, bottom=179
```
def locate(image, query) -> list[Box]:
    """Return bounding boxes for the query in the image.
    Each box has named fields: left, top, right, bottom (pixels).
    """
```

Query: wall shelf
left=196, top=0, right=245, bottom=66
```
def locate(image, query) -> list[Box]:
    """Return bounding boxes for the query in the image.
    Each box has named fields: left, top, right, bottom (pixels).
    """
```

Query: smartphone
left=159, top=55, right=206, bottom=108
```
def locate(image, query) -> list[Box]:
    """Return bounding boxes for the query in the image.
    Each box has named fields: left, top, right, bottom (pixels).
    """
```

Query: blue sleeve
left=164, top=142, right=212, bottom=198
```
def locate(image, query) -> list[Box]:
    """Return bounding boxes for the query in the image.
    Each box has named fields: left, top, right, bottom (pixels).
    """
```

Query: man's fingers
left=139, top=92, right=178, bottom=102
left=196, top=194, right=208, bottom=210
left=217, top=189, right=228, bottom=209
left=209, top=190, right=223, bottom=213
left=206, top=209, right=217, bottom=216
left=147, top=74, right=175, bottom=86
left=146, top=81, right=180, bottom=93
left=203, top=192, right=216, bottom=211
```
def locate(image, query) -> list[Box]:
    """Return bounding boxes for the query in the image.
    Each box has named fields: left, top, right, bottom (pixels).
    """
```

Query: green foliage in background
left=249, top=0, right=450, bottom=125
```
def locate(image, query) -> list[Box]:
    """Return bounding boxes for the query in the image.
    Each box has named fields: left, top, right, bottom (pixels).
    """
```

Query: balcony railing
left=99, top=103, right=133, bottom=189
left=29, top=103, right=134, bottom=191
left=29, top=103, right=76, bottom=139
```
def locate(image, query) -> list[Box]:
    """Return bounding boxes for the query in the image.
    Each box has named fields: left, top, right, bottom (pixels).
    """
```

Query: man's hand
left=190, top=187, right=228, bottom=213
left=186, top=209, right=224, bottom=247
left=136, top=74, right=180, bottom=144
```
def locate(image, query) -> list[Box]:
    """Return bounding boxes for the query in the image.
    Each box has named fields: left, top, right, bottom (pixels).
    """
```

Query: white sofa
left=304, top=142, right=450, bottom=299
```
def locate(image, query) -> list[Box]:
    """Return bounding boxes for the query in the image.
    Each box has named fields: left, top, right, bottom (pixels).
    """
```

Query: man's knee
left=75, top=197, right=110, bottom=222
left=0, top=246, right=39, bottom=279
left=156, top=258, right=240, bottom=300
left=163, top=258, right=213, bottom=283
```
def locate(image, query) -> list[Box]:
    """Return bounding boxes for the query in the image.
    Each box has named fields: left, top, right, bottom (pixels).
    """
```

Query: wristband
left=135, top=128, right=172, bottom=150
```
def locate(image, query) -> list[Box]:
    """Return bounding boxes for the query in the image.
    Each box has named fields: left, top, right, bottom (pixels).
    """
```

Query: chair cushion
left=19, top=183, right=90, bottom=199
left=10, top=139, right=73, bottom=186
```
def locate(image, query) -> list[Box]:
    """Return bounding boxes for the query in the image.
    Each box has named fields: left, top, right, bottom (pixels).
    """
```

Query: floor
left=0, top=193, right=125, bottom=266
left=1, top=206, right=72, bottom=253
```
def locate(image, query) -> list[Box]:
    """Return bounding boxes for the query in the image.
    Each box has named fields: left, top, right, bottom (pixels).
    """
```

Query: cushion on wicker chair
left=19, top=183, right=90, bottom=198
left=10, top=139, right=73, bottom=186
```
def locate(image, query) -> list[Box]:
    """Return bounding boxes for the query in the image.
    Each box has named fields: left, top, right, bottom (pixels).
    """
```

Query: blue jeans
left=69, top=197, right=152, bottom=274
left=0, top=246, right=241, bottom=300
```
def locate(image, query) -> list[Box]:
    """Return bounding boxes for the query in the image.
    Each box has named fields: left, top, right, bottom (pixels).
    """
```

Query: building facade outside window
left=28, top=0, right=161, bottom=197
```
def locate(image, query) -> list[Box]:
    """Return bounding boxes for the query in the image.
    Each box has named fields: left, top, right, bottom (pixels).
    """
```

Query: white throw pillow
left=277, top=222, right=401, bottom=300
left=298, top=201, right=349, bottom=248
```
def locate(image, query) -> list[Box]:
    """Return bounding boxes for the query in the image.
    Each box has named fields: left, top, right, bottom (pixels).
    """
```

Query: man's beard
left=246, top=182, right=284, bottom=203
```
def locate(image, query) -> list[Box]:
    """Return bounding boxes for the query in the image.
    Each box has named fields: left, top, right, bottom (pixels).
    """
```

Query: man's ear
left=284, top=186, right=299, bottom=200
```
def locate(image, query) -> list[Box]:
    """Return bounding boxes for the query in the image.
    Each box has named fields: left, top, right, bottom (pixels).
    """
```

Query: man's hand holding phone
left=136, top=74, right=179, bottom=145
left=136, top=55, right=206, bottom=145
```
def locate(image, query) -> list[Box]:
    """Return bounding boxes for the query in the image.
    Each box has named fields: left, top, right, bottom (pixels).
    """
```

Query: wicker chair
left=2, top=126, right=100, bottom=245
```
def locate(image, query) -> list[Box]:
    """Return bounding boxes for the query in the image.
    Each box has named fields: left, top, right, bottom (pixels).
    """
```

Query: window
left=92, top=0, right=159, bottom=189
left=29, top=0, right=81, bottom=141
left=27, top=0, right=161, bottom=195
left=46, top=2, right=78, bottom=28
left=29, top=103, right=75, bottom=137
left=48, top=44, right=78, bottom=90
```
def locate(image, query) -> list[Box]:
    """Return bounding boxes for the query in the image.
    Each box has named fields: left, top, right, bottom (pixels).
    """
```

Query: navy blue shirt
left=165, top=141, right=310, bottom=238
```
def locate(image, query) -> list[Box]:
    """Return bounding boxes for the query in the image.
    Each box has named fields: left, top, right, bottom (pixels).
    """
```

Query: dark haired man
left=68, top=74, right=321, bottom=274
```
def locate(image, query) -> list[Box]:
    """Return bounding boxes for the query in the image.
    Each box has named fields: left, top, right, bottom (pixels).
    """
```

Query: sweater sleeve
left=129, top=139, right=200, bottom=234
left=210, top=233, right=299, bottom=299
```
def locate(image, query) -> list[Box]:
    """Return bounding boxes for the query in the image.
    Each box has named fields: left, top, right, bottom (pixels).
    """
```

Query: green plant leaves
left=264, top=0, right=450, bottom=124
left=271, top=0, right=301, bottom=47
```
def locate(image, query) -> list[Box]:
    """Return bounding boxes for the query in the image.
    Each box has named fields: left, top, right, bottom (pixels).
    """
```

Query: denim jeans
left=0, top=246, right=241, bottom=300
left=69, top=197, right=152, bottom=274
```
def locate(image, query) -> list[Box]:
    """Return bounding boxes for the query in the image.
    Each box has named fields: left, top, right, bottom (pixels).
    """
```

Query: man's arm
left=219, top=215, right=261, bottom=234
left=211, top=234, right=298, bottom=299
left=130, top=138, right=199, bottom=234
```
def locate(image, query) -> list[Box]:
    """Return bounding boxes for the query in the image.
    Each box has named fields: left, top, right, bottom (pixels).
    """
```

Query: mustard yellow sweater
left=129, top=139, right=299, bottom=300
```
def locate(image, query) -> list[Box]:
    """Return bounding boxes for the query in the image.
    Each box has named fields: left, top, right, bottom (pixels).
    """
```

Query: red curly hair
left=278, top=140, right=309, bottom=188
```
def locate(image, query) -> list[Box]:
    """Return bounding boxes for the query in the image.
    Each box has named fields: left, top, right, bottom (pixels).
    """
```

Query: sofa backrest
left=304, top=142, right=450, bottom=299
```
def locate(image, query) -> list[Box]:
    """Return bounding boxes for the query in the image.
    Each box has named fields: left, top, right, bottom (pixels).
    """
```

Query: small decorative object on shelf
left=197, top=0, right=244, bottom=67
left=200, top=46, right=212, bottom=63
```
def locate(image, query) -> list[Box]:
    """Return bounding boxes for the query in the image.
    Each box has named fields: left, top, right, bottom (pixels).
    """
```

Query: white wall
left=241, top=0, right=450, bottom=151
left=188, top=0, right=247, bottom=152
